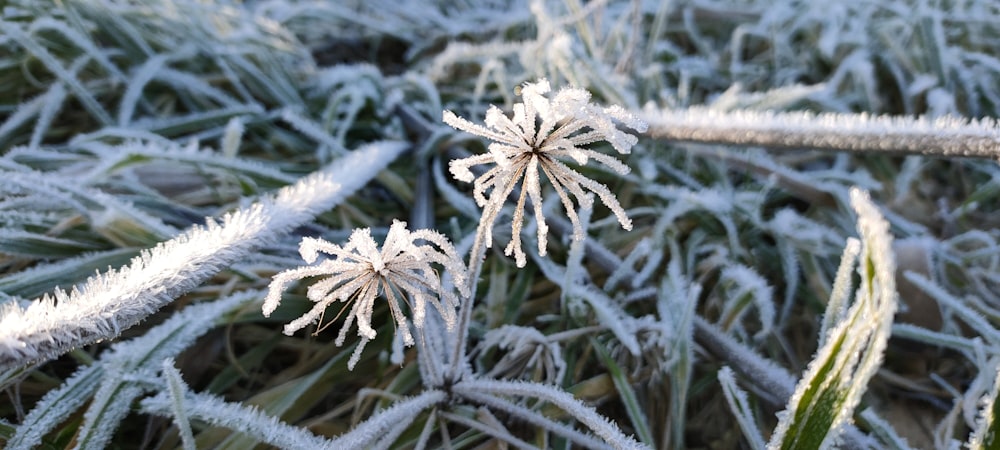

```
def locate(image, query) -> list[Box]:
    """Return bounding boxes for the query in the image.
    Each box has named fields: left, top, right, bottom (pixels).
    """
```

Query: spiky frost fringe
left=0, top=141, right=406, bottom=371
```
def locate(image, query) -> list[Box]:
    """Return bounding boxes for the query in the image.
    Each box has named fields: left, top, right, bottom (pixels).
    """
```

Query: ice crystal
left=443, top=78, right=647, bottom=267
left=263, top=220, right=468, bottom=369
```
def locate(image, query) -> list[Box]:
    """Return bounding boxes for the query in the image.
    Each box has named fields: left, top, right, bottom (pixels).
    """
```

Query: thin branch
left=644, top=107, right=1000, bottom=159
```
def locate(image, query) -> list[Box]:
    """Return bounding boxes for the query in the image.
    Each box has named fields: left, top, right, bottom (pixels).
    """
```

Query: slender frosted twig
left=694, top=316, right=796, bottom=400
left=891, top=323, right=977, bottom=356
left=447, top=211, right=492, bottom=380
left=644, top=107, right=1000, bottom=159
left=0, top=141, right=407, bottom=371
left=414, top=408, right=438, bottom=450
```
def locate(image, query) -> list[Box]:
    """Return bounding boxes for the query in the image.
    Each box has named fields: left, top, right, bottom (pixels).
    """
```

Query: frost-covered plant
left=444, top=78, right=647, bottom=267
left=263, top=219, right=468, bottom=369
left=0, top=141, right=406, bottom=372
left=8, top=0, right=1000, bottom=449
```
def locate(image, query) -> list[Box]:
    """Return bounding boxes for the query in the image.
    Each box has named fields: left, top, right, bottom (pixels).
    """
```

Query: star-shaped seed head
left=443, top=78, right=647, bottom=267
left=262, top=220, right=469, bottom=369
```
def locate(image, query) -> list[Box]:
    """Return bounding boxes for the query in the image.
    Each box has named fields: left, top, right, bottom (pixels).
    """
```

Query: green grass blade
left=592, top=337, right=654, bottom=447
left=718, top=366, right=766, bottom=450
left=768, top=188, right=898, bottom=450
left=969, top=364, right=1000, bottom=450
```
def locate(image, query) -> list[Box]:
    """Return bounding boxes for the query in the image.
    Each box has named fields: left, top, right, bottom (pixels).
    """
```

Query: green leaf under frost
left=969, top=364, right=1000, bottom=450
left=768, top=188, right=898, bottom=450
left=592, top=337, right=654, bottom=447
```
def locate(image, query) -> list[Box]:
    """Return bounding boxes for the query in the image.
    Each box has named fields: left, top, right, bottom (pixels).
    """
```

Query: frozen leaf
left=768, top=188, right=899, bottom=450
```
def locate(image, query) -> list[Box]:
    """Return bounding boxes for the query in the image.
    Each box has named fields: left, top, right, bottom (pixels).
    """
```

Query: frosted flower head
left=262, top=220, right=469, bottom=369
left=443, top=78, right=647, bottom=267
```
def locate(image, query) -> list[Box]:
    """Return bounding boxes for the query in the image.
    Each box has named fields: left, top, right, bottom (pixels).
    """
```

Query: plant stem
left=447, top=216, right=490, bottom=381
left=644, top=107, right=1000, bottom=159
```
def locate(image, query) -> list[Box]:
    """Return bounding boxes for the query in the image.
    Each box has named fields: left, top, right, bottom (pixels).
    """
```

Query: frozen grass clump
left=4, top=0, right=1000, bottom=448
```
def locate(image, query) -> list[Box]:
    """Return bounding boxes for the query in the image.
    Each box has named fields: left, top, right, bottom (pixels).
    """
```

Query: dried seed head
left=443, top=78, right=645, bottom=266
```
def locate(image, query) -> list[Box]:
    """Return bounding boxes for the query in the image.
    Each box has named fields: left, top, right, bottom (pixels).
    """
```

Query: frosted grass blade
left=453, top=378, right=647, bottom=449
left=968, top=363, right=1000, bottom=450
left=0, top=20, right=113, bottom=126
left=161, top=358, right=197, bottom=450
left=767, top=188, right=898, bottom=450
left=7, top=291, right=258, bottom=450
left=859, top=408, right=915, bottom=450
left=718, top=366, right=766, bottom=450
left=592, top=338, right=654, bottom=447
left=0, top=141, right=407, bottom=371
left=141, top=390, right=337, bottom=450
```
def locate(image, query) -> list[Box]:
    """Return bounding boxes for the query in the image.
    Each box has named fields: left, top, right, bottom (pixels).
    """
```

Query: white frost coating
left=644, top=106, right=1000, bottom=159
left=3, top=170, right=177, bottom=241
left=718, top=367, right=767, bottom=450
left=0, top=86, right=48, bottom=143
left=767, top=187, right=898, bottom=450
left=6, top=366, right=103, bottom=450
left=457, top=389, right=608, bottom=448
left=280, top=108, right=347, bottom=156
left=859, top=408, right=914, bottom=450
left=603, top=237, right=651, bottom=291
left=819, top=238, right=861, bottom=346
left=454, top=378, right=648, bottom=450
left=118, top=54, right=169, bottom=127
left=767, top=208, right=842, bottom=251
left=141, top=390, right=343, bottom=450
left=531, top=250, right=641, bottom=356
left=161, top=359, right=197, bottom=450
left=481, top=325, right=566, bottom=384
left=73, top=139, right=297, bottom=185
left=719, top=265, right=776, bottom=339
left=967, top=363, right=1000, bottom=449
left=29, top=82, right=67, bottom=151
left=263, top=220, right=468, bottom=370
left=0, top=141, right=407, bottom=372
left=904, top=272, right=1000, bottom=346
left=444, top=78, right=645, bottom=267
left=8, top=290, right=259, bottom=450
left=221, top=116, right=245, bottom=158
left=0, top=20, right=112, bottom=125
left=591, top=310, right=638, bottom=358
left=321, top=389, right=446, bottom=449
